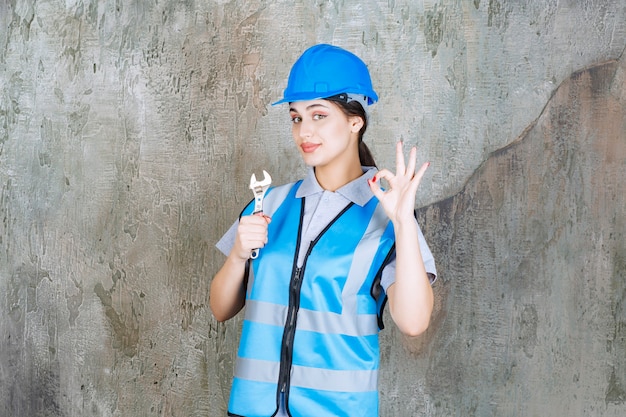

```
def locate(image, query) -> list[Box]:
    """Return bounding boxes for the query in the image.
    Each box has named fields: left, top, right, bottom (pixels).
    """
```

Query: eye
left=312, top=113, right=327, bottom=120
left=291, top=115, right=302, bottom=123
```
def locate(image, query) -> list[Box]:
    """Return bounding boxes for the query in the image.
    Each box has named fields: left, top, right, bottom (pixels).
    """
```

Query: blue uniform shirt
left=216, top=167, right=436, bottom=292
left=216, top=167, right=437, bottom=416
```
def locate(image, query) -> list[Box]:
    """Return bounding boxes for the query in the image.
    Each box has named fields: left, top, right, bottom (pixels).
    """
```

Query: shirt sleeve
left=215, top=219, right=239, bottom=256
left=379, top=221, right=437, bottom=291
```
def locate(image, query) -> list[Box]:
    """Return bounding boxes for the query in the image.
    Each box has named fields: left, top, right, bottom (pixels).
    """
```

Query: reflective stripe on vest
left=228, top=181, right=395, bottom=417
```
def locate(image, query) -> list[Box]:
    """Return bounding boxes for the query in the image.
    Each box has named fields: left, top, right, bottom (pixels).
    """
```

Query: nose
left=298, top=118, right=314, bottom=139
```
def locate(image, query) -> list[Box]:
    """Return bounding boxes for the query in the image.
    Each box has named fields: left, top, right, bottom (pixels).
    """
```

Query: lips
left=301, top=143, right=320, bottom=153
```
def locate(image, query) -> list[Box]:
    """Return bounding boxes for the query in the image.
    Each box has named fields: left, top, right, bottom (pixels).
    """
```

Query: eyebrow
left=289, top=103, right=330, bottom=112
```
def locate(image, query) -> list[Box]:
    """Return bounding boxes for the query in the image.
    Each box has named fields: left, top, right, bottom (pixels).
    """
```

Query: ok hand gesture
left=368, top=141, right=429, bottom=225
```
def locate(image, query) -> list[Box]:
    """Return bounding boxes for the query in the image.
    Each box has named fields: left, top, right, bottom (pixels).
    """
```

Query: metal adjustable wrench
left=249, top=170, right=272, bottom=259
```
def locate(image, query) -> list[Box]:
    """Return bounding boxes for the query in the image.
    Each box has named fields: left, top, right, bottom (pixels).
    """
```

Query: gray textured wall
left=1, top=1, right=625, bottom=416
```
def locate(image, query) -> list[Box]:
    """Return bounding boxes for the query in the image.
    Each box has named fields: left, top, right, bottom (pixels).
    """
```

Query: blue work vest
left=228, top=181, right=396, bottom=417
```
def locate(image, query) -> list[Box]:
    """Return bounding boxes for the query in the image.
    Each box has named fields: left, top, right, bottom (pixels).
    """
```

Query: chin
left=300, top=155, right=322, bottom=167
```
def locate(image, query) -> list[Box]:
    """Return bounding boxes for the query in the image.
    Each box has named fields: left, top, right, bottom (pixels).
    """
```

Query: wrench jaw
left=249, top=170, right=272, bottom=188
left=249, top=170, right=272, bottom=213
left=249, top=170, right=272, bottom=259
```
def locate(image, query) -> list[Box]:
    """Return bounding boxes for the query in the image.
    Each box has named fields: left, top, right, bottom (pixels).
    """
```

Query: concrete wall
left=1, top=1, right=625, bottom=416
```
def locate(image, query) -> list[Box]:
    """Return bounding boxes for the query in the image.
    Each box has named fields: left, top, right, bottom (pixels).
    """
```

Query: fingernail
left=372, top=175, right=377, bottom=182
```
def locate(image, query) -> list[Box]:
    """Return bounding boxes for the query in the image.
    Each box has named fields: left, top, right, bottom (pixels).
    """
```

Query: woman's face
left=289, top=99, right=362, bottom=169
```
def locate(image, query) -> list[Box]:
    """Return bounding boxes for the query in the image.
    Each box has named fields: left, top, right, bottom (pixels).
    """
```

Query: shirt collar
left=296, top=166, right=377, bottom=207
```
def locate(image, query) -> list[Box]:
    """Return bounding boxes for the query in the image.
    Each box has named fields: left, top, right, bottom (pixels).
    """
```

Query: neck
left=314, top=161, right=363, bottom=192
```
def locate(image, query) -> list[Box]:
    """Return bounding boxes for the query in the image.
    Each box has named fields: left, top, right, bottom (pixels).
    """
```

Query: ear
left=349, top=116, right=364, bottom=133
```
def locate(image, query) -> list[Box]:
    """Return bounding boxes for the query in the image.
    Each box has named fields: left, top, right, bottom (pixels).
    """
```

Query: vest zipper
left=276, top=200, right=354, bottom=412
left=278, top=265, right=304, bottom=395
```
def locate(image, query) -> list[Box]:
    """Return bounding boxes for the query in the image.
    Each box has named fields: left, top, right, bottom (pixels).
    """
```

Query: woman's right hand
left=210, top=213, right=271, bottom=322
left=231, top=214, right=272, bottom=261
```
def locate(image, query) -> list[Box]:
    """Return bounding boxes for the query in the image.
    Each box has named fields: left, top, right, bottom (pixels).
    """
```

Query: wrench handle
left=250, top=210, right=263, bottom=259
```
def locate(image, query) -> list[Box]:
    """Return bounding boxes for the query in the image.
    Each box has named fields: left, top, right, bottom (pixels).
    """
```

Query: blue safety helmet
left=272, top=44, right=379, bottom=106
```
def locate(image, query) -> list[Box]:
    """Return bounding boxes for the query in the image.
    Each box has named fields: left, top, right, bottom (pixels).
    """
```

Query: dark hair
left=326, top=98, right=377, bottom=168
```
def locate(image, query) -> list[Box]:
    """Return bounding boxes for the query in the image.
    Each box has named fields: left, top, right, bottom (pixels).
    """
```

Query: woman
left=210, top=44, right=436, bottom=417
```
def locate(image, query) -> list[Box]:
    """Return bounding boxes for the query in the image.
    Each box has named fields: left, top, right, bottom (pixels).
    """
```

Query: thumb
left=368, top=176, right=385, bottom=201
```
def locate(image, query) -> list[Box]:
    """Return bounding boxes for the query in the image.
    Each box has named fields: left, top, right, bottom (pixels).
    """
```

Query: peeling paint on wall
left=416, top=56, right=626, bottom=416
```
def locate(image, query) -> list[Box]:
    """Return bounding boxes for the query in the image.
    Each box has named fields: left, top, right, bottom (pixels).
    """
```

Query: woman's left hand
left=368, top=141, right=429, bottom=225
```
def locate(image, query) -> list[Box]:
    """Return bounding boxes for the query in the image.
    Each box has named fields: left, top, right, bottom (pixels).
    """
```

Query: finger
left=238, top=226, right=260, bottom=240
left=239, top=216, right=270, bottom=241
left=398, top=162, right=429, bottom=209
left=373, top=168, right=394, bottom=185
left=241, top=214, right=269, bottom=226
left=408, top=161, right=430, bottom=194
left=234, top=226, right=269, bottom=259
left=414, top=161, right=430, bottom=182
left=252, top=213, right=272, bottom=224
left=368, top=176, right=386, bottom=201
left=240, top=229, right=268, bottom=249
left=395, top=141, right=405, bottom=175
left=406, top=146, right=418, bottom=178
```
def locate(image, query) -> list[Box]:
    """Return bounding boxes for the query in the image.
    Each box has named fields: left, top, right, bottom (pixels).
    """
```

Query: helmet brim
left=272, top=91, right=378, bottom=106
